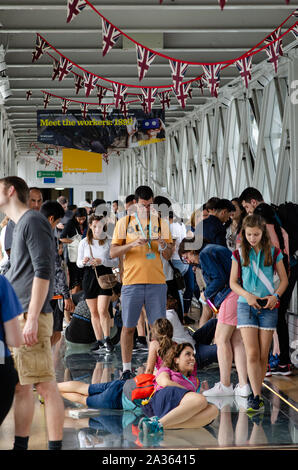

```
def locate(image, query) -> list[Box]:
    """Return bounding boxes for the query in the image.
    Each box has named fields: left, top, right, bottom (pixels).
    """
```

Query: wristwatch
left=273, top=293, right=280, bottom=301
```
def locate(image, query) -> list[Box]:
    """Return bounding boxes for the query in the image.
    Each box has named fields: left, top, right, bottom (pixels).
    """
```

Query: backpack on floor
left=123, top=374, right=155, bottom=406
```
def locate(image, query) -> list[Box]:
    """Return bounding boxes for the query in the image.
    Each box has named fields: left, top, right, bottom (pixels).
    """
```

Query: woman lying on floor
left=58, top=342, right=218, bottom=438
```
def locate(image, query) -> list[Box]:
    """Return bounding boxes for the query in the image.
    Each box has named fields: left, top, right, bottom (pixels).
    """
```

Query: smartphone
left=206, top=298, right=219, bottom=314
left=257, top=298, right=267, bottom=308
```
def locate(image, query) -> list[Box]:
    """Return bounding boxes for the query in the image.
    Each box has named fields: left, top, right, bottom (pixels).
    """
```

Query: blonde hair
left=151, top=318, right=174, bottom=361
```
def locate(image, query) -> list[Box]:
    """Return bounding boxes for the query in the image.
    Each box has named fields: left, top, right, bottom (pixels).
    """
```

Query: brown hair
left=151, top=318, right=174, bottom=361
left=241, top=214, right=272, bottom=266
left=162, top=342, right=194, bottom=372
left=0, top=176, right=29, bottom=204
left=86, top=214, right=107, bottom=246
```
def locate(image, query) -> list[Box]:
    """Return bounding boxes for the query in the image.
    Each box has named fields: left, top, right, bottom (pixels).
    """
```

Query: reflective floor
left=1, top=329, right=298, bottom=450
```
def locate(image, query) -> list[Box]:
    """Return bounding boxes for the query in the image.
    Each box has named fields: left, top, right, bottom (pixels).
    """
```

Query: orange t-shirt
left=111, top=214, right=172, bottom=286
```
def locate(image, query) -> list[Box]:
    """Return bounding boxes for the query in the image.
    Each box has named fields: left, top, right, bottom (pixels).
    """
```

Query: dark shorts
left=82, top=266, right=113, bottom=299
left=86, top=380, right=125, bottom=409
left=50, top=299, right=64, bottom=332
left=141, top=386, right=190, bottom=419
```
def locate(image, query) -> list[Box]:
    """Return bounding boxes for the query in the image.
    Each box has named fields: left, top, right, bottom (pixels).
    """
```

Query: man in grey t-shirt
left=0, top=176, right=64, bottom=451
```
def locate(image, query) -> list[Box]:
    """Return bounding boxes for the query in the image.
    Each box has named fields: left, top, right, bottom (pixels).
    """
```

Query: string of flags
left=29, top=2, right=298, bottom=117
left=159, top=1, right=292, bottom=7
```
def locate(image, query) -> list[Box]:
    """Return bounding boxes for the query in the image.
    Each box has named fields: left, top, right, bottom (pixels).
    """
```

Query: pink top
left=154, top=366, right=200, bottom=393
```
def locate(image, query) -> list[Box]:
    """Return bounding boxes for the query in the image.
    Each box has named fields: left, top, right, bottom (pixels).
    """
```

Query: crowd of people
left=0, top=176, right=297, bottom=448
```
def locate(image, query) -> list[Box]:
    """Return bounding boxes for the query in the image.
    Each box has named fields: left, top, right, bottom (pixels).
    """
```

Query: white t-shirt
left=170, top=222, right=187, bottom=260
left=77, top=237, right=118, bottom=269
left=166, top=309, right=196, bottom=349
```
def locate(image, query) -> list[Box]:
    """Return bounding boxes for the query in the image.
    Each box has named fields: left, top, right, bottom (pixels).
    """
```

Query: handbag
left=67, top=230, right=82, bottom=262
left=89, top=245, right=117, bottom=290
left=168, top=260, right=186, bottom=291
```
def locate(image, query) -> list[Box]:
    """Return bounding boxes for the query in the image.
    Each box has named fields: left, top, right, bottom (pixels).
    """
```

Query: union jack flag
left=292, top=10, right=298, bottom=17
left=96, top=85, right=107, bottom=105
left=169, top=59, right=189, bottom=94
left=83, top=72, right=98, bottom=97
left=235, top=56, right=253, bottom=89
left=59, top=58, right=73, bottom=81
left=26, top=90, right=32, bottom=101
left=101, top=104, right=110, bottom=119
left=61, top=99, right=70, bottom=115
left=52, top=59, right=60, bottom=81
left=196, top=78, right=205, bottom=95
left=102, top=19, right=121, bottom=57
left=81, top=103, right=89, bottom=119
left=138, top=95, right=148, bottom=113
left=74, top=74, right=84, bottom=94
left=66, top=0, right=87, bottom=23
left=121, top=100, right=129, bottom=119
left=43, top=93, right=50, bottom=109
left=141, top=88, right=158, bottom=113
left=32, top=35, right=49, bottom=63
left=158, top=91, right=171, bottom=110
left=174, top=82, right=191, bottom=108
left=291, top=24, right=298, bottom=38
left=112, top=83, right=127, bottom=109
left=136, top=45, right=156, bottom=81
left=202, top=64, right=221, bottom=97
left=264, top=27, right=283, bottom=73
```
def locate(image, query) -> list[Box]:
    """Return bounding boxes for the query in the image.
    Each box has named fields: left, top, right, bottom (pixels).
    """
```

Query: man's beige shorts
left=13, top=313, right=55, bottom=385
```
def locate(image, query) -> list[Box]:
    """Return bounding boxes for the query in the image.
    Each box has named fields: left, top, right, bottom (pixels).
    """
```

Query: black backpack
left=271, top=202, right=298, bottom=257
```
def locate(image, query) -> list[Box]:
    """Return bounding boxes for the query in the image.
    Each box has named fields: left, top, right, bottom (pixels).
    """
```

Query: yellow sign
left=62, top=149, right=102, bottom=173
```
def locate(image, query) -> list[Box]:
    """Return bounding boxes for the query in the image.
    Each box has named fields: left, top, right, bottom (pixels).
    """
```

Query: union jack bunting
left=66, top=0, right=87, bottom=23
left=83, top=72, right=99, bottom=97
left=202, top=64, right=221, bottom=97
left=96, top=85, right=107, bottom=105
left=43, top=93, right=50, bottom=109
left=121, top=100, right=129, bottom=119
left=235, top=56, right=253, bottom=89
left=61, top=99, right=70, bottom=115
left=141, top=88, right=158, bottom=113
left=158, top=91, right=171, bottom=110
left=264, top=27, right=284, bottom=73
left=196, top=78, right=205, bottom=95
left=174, top=82, right=191, bottom=108
left=138, top=95, right=148, bottom=113
left=102, top=19, right=122, bottom=57
left=169, top=60, right=189, bottom=94
left=101, top=104, right=110, bottom=119
left=26, top=90, right=32, bottom=101
left=292, top=9, right=298, bottom=17
left=81, top=103, right=89, bottom=119
left=136, top=45, right=156, bottom=81
left=112, top=83, right=127, bottom=109
left=52, top=59, right=60, bottom=81
left=32, top=35, right=49, bottom=63
left=219, top=0, right=227, bottom=9
left=74, top=74, right=84, bottom=94
left=59, top=58, right=73, bottom=81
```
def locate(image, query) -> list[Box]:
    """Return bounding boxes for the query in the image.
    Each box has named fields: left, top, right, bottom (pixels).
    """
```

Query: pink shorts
left=217, top=291, right=238, bottom=326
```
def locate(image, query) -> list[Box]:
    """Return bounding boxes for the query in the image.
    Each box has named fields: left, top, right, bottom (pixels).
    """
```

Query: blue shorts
left=86, top=380, right=125, bottom=409
left=121, top=284, right=167, bottom=328
left=237, top=302, right=278, bottom=331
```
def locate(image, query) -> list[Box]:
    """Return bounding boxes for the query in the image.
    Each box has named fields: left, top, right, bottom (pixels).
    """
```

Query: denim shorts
left=121, top=284, right=167, bottom=328
left=86, top=380, right=125, bottom=409
left=237, top=302, right=278, bottom=330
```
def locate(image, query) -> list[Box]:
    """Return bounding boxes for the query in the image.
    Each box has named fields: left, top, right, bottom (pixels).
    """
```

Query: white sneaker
left=202, top=382, right=234, bottom=397
left=205, top=395, right=235, bottom=410
left=234, top=383, right=251, bottom=397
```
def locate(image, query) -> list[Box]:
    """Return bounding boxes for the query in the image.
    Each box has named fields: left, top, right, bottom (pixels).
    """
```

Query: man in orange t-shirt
left=110, top=186, right=172, bottom=380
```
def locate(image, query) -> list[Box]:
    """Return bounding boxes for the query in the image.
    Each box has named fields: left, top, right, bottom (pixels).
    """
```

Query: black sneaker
left=183, top=315, right=195, bottom=325
left=104, top=337, right=114, bottom=353
left=271, top=364, right=292, bottom=376
left=120, top=370, right=135, bottom=381
left=90, top=340, right=105, bottom=353
left=247, top=394, right=264, bottom=414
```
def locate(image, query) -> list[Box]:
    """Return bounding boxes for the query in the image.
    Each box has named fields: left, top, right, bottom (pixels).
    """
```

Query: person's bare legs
left=230, top=328, right=248, bottom=387
left=58, top=381, right=89, bottom=406
left=86, top=298, right=103, bottom=341
left=198, top=304, right=213, bottom=328
left=97, top=295, right=112, bottom=338
left=120, top=326, right=135, bottom=364
left=36, top=381, right=64, bottom=441
left=214, top=323, right=235, bottom=387
left=14, top=383, right=35, bottom=438
left=240, top=327, right=263, bottom=397
left=159, top=393, right=218, bottom=429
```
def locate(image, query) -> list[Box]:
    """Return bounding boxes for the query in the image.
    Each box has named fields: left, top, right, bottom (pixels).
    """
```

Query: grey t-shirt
left=6, top=210, right=55, bottom=313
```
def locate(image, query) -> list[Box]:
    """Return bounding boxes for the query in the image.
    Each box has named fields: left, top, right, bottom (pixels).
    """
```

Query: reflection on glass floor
left=57, top=337, right=298, bottom=450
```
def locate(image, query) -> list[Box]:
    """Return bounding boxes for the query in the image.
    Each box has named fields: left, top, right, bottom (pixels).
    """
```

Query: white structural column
left=288, top=50, right=298, bottom=202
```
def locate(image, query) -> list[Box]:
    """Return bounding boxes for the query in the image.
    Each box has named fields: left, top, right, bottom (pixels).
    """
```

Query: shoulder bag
left=89, top=244, right=117, bottom=290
